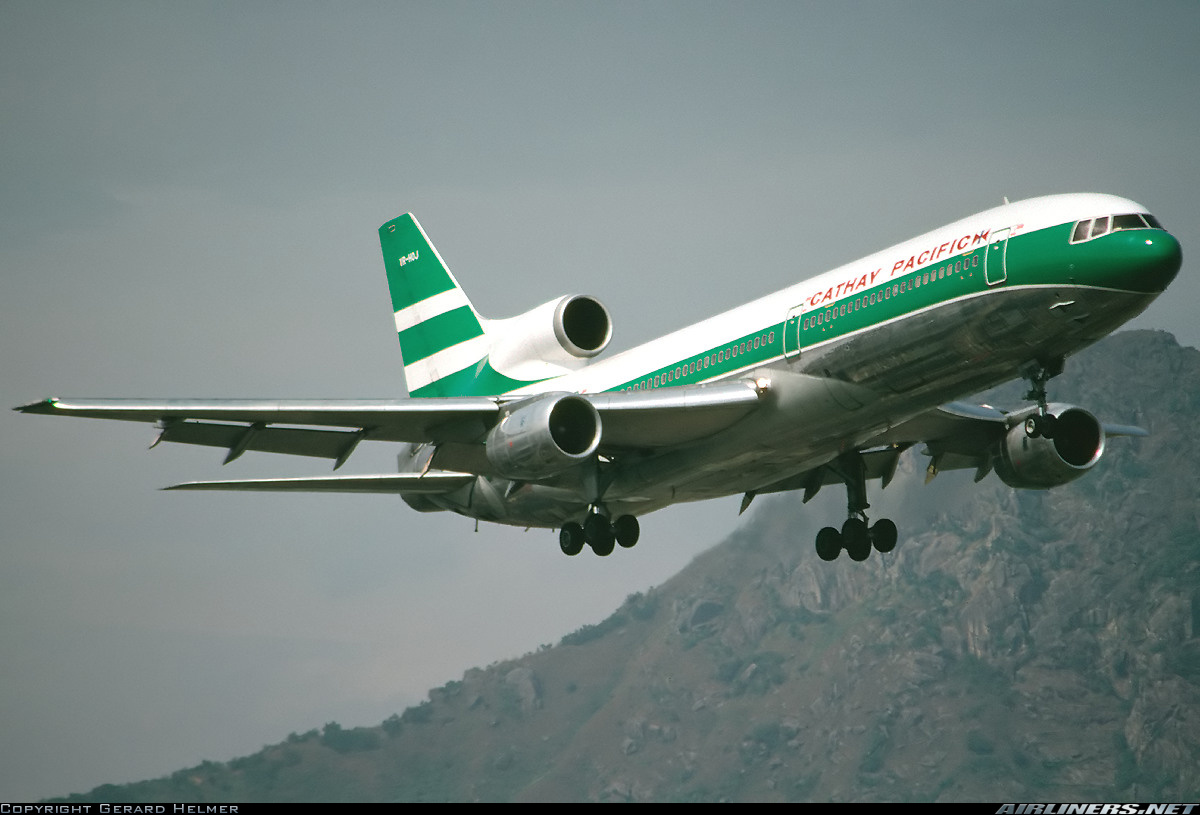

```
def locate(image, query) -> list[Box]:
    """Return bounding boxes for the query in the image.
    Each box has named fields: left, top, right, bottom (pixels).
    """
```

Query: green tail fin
left=379, top=214, right=490, bottom=397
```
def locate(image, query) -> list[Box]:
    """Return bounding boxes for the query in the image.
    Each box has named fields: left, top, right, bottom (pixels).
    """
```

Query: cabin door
left=985, top=227, right=1010, bottom=285
left=783, top=305, right=805, bottom=361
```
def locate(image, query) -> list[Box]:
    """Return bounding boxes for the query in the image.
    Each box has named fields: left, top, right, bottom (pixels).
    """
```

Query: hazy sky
left=2, top=1, right=1197, bottom=801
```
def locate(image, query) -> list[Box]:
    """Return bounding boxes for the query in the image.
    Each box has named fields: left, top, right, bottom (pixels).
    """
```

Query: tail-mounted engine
left=993, top=404, right=1106, bottom=489
left=486, top=393, right=602, bottom=480
left=487, top=295, right=612, bottom=380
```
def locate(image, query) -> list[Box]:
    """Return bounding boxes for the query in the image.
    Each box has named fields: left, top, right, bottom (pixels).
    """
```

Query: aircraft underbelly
left=437, top=285, right=1155, bottom=529
left=605, top=285, right=1154, bottom=504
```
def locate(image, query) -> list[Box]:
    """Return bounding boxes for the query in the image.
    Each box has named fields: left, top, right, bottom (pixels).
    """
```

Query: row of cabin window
left=623, top=330, right=777, bottom=391
left=802, top=254, right=979, bottom=331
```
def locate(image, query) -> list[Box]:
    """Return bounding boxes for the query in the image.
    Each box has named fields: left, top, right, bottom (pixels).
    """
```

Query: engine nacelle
left=486, top=393, right=602, bottom=480
left=487, top=295, right=612, bottom=380
left=993, top=404, right=1106, bottom=489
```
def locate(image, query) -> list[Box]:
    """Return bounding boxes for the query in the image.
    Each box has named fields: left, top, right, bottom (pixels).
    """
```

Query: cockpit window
left=1070, top=212, right=1163, bottom=244
left=1113, top=214, right=1147, bottom=231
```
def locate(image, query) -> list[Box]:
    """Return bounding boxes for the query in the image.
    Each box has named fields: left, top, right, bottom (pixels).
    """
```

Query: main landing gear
left=1020, top=356, right=1064, bottom=440
left=559, top=511, right=640, bottom=557
left=813, top=451, right=899, bottom=563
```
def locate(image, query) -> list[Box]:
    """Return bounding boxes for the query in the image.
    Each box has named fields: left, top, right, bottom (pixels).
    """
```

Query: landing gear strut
left=1021, top=356, right=1064, bottom=439
left=813, top=452, right=899, bottom=562
left=559, top=511, right=639, bottom=557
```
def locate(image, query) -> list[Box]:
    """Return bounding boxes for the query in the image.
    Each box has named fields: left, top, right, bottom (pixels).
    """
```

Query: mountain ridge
left=51, top=330, right=1200, bottom=802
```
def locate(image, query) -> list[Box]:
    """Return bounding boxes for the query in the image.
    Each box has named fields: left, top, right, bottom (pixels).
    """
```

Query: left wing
left=15, top=381, right=765, bottom=471
left=16, top=397, right=502, bottom=467
left=163, top=471, right=475, bottom=494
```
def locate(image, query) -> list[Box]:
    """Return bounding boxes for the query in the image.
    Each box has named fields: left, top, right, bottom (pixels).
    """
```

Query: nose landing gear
left=1020, top=356, right=1065, bottom=439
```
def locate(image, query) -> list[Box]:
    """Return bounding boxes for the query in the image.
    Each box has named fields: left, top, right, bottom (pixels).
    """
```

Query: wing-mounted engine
left=486, top=393, right=602, bottom=480
left=486, top=295, right=612, bottom=381
left=993, top=404, right=1106, bottom=489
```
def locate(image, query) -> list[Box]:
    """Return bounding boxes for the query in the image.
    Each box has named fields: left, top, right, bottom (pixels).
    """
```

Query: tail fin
left=379, top=214, right=491, bottom=397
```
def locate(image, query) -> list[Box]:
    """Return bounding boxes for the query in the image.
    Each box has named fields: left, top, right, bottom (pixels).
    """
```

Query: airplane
left=18, top=193, right=1182, bottom=562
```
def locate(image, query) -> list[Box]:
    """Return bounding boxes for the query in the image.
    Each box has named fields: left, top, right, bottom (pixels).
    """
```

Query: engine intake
left=486, top=393, right=602, bottom=480
left=993, top=405, right=1106, bottom=489
left=554, top=295, right=612, bottom=357
left=487, top=295, right=612, bottom=379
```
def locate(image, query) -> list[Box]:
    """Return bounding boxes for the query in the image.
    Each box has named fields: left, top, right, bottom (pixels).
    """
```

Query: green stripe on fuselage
left=396, top=306, right=484, bottom=364
left=409, top=359, right=531, bottom=398
left=607, top=221, right=1178, bottom=394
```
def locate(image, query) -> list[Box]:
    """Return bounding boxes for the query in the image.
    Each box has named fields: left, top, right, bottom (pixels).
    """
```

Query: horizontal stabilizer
left=163, top=471, right=474, bottom=494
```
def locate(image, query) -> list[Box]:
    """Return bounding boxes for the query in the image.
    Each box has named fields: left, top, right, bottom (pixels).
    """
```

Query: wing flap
left=155, top=421, right=363, bottom=462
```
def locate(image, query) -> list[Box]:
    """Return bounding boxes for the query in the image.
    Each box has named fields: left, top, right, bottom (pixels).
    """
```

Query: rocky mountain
left=54, top=330, right=1200, bottom=802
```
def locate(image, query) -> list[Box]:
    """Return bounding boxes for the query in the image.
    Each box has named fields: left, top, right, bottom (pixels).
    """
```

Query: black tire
left=559, top=522, right=584, bottom=556
left=815, top=526, right=842, bottom=561
left=1025, top=413, right=1058, bottom=439
left=613, top=515, right=640, bottom=548
left=842, top=517, right=871, bottom=562
left=871, top=518, right=898, bottom=553
left=584, top=514, right=615, bottom=556
left=591, top=532, right=615, bottom=557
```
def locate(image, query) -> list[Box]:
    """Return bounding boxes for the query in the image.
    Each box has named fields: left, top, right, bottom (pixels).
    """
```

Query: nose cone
left=1083, top=230, right=1182, bottom=293
left=1139, top=231, right=1183, bottom=292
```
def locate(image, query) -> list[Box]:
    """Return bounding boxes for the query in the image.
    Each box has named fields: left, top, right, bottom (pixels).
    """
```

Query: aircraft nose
left=1139, top=231, right=1183, bottom=292
left=1084, top=229, right=1183, bottom=293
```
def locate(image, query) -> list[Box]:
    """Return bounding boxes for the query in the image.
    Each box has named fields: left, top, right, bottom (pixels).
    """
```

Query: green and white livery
left=21, top=193, right=1183, bottom=563
left=380, top=213, right=610, bottom=398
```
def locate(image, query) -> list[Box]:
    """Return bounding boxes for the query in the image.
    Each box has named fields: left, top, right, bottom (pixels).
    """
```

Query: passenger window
left=768, top=331, right=775, bottom=343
